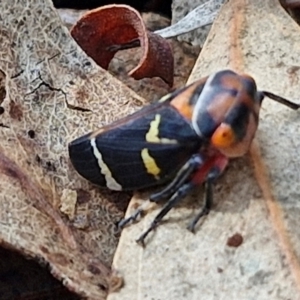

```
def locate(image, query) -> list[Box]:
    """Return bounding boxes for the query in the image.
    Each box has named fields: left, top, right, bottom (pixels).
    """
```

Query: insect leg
left=136, top=182, right=196, bottom=246
left=136, top=153, right=229, bottom=244
left=187, top=154, right=228, bottom=233
left=117, top=200, right=152, bottom=229
left=150, top=154, right=203, bottom=202
left=186, top=172, right=215, bottom=233
left=118, top=154, right=203, bottom=229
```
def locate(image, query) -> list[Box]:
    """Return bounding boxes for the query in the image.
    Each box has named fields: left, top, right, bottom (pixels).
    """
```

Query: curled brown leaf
left=71, top=4, right=174, bottom=86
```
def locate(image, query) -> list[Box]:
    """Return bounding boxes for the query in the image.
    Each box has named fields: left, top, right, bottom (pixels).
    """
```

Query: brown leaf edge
left=0, top=146, right=77, bottom=249
left=71, top=4, right=174, bottom=86
left=0, top=146, right=118, bottom=296
left=280, top=0, right=300, bottom=24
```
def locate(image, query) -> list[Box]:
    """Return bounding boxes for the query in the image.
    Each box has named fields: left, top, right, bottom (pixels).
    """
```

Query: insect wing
left=69, top=103, right=202, bottom=190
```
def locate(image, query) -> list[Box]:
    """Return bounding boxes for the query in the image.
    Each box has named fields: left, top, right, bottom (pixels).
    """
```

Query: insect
left=68, top=69, right=299, bottom=245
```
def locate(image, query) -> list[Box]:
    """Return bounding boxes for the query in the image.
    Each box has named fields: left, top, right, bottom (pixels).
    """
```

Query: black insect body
left=69, top=70, right=300, bottom=245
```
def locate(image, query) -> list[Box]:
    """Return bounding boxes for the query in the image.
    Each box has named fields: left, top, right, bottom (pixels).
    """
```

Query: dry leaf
left=171, top=0, right=225, bottom=45
left=155, top=0, right=224, bottom=41
left=57, top=8, right=88, bottom=29
left=71, top=5, right=174, bottom=86
left=0, top=0, right=147, bottom=298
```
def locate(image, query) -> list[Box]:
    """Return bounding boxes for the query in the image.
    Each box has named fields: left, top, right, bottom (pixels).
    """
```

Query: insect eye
left=211, top=123, right=236, bottom=148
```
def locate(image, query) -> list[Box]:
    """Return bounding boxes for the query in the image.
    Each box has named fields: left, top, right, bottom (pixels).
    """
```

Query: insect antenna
left=262, top=91, right=300, bottom=110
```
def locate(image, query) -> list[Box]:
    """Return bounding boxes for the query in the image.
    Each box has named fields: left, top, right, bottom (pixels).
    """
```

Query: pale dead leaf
left=60, top=188, right=77, bottom=220
left=109, top=0, right=300, bottom=299
left=0, top=0, right=146, bottom=299
left=57, top=8, right=88, bottom=29
left=171, top=0, right=226, bottom=45
left=155, top=0, right=224, bottom=40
